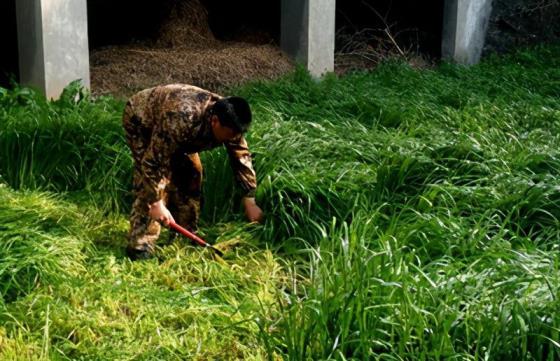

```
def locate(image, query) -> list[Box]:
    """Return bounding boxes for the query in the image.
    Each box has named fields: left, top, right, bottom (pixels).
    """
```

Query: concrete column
left=442, top=0, right=492, bottom=65
left=281, top=0, right=336, bottom=78
left=16, top=0, right=90, bottom=99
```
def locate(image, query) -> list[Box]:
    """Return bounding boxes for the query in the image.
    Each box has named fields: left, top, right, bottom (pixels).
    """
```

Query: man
left=122, top=84, right=264, bottom=260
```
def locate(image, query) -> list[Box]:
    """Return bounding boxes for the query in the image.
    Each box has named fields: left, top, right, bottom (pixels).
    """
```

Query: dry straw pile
left=90, top=0, right=293, bottom=97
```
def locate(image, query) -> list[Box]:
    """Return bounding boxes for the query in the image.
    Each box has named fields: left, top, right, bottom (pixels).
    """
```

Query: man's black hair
left=211, top=96, right=252, bottom=133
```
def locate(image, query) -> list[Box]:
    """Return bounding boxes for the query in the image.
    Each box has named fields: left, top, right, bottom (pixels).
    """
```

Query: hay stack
left=90, top=0, right=293, bottom=97
left=156, top=0, right=216, bottom=48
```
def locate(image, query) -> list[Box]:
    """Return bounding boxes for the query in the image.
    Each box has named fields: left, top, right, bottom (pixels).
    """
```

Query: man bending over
left=123, top=84, right=263, bottom=260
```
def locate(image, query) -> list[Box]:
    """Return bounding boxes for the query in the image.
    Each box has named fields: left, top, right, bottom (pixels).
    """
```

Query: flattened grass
left=0, top=45, right=559, bottom=360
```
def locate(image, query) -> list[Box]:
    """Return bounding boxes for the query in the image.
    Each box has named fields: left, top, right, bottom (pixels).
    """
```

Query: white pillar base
left=16, top=0, right=90, bottom=99
left=281, top=0, right=335, bottom=78
left=442, top=0, right=493, bottom=65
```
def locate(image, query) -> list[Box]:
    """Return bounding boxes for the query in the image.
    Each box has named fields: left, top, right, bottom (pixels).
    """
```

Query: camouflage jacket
left=124, top=84, right=257, bottom=204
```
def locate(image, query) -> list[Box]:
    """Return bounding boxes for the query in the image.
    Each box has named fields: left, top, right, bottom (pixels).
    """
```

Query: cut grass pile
left=0, top=45, right=559, bottom=360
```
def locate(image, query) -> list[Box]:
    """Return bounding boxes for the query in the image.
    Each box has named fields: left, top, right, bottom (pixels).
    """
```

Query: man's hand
left=149, top=200, right=175, bottom=226
left=243, top=197, right=264, bottom=223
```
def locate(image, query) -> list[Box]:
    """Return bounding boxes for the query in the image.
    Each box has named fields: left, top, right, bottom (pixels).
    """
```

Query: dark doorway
left=87, top=0, right=171, bottom=48
left=202, top=0, right=281, bottom=44
left=87, top=0, right=281, bottom=48
left=0, top=0, right=19, bottom=88
left=336, top=0, right=445, bottom=58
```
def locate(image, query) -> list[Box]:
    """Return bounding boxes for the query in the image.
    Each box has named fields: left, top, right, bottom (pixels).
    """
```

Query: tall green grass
left=0, top=45, right=559, bottom=359
left=0, top=81, right=131, bottom=213
left=245, top=45, right=560, bottom=359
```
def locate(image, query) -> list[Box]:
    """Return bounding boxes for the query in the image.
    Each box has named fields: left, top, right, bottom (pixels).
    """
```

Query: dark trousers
left=127, top=152, right=203, bottom=252
left=123, top=103, right=202, bottom=252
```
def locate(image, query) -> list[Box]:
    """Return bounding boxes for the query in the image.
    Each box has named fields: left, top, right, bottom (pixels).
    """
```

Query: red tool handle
left=167, top=221, right=224, bottom=257
left=168, top=220, right=210, bottom=248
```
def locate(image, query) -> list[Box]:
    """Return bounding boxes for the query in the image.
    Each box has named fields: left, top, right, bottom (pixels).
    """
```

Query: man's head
left=210, top=97, right=252, bottom=142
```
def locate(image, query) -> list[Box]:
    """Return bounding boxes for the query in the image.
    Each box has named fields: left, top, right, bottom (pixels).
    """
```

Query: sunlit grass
left=0, top=45, right=559, bottom=360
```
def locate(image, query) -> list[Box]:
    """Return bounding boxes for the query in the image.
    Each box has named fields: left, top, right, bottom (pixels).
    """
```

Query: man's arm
left=224, top=136, right=263, bottom=222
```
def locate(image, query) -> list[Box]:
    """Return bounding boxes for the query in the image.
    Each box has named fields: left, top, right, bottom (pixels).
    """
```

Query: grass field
left=0, top=45, right=559, bottom=360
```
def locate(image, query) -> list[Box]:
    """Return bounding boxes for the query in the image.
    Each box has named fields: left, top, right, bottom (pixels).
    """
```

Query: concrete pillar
left=281, top=0, right=336, bottom=78
left=16, top=0, right=90, bottom=99
left=442, top=0, right=492, bottom=65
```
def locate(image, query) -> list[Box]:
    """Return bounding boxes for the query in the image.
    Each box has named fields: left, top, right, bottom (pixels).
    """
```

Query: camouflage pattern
left=123, top=84, right=257, bottom=252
